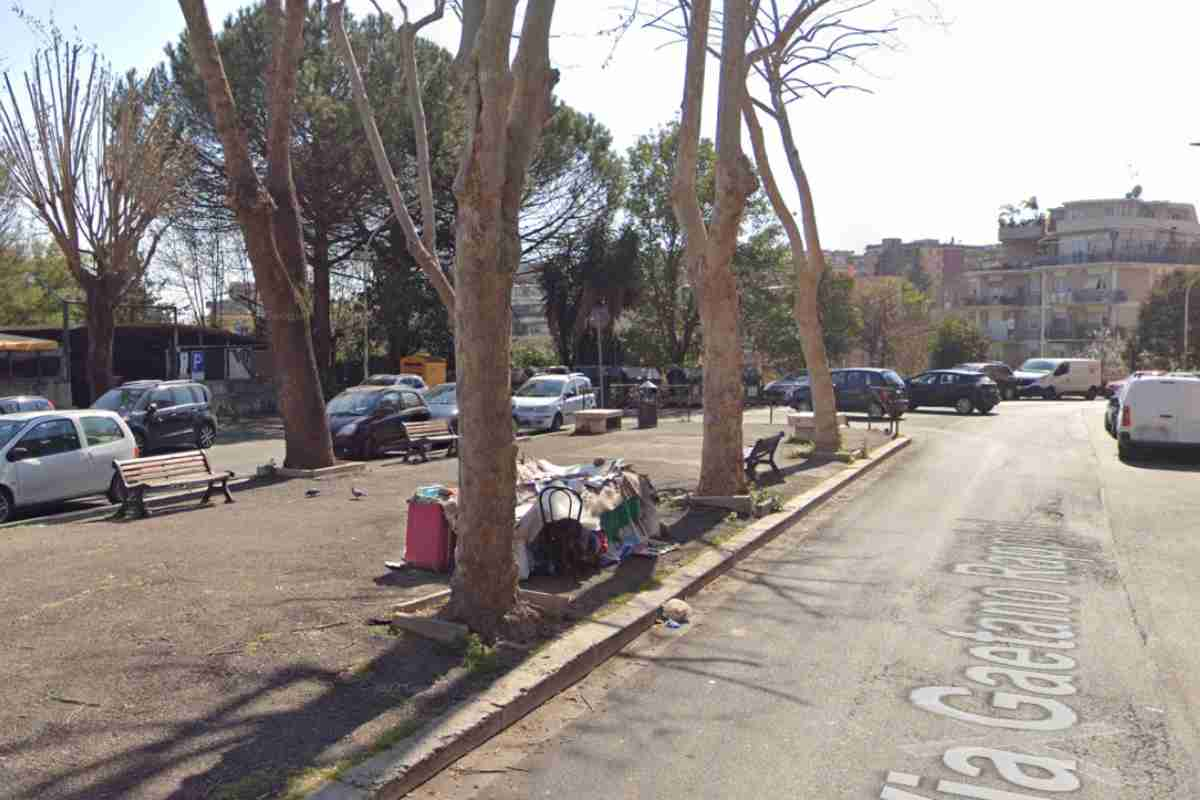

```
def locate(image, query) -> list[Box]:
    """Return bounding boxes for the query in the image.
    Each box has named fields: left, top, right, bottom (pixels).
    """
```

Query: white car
left=512, top=373, right=595, bottom=432
left=0, top=410, right=137, bottom=523
left=1116, top=375, right=1200, bottom=460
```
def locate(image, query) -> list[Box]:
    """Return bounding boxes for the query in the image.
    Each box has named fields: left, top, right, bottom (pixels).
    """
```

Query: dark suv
left=788, top=368, right=908, bottom=418
left=907, top=369, right=1000, bottom=415
left=954, top=362, right=1017, bottom=401
left=91, top=380, right=218, bottom=453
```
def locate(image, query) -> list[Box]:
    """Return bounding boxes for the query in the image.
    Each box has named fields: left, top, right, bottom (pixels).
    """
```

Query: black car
left=954, top=362, right=1018, bottom=401
left=327, top=386, right=431, bottom=460
left=0, top=395, right=54, bottom=414
left=789, top=368, right=908, bottom=418
left=907, top=369, right=1000, bottom=415
left=91, top=380, right=218, bottom=453
left=763, top=373, right=809, bottom=405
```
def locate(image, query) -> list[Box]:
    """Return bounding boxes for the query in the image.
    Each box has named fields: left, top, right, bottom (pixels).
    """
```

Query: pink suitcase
left=404, top=501, right=453, bottom=573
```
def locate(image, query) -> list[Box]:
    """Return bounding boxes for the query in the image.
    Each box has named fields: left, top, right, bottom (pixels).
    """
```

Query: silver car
left=0, top=410, right=137, bottom=523
left=512, top=374, right=595, bottom=432
left=424, top=383, right=459, bottom=433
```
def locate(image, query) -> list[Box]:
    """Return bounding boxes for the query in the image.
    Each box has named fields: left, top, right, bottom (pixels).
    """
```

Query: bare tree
left=0, top=31, right=189, bottom=399
left=329, top=0, right=457, bottom=315
left=157, top=226, right=233, bottom=326
left=741, top=0, right=898, bottom=449
left=0, top=158, right=18, bottom=257
left=178, top=0, right=335, bottom=469
left=667, top=0, right=760, bottom=496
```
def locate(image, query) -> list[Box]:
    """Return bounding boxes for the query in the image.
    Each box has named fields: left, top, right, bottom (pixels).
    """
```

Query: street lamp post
left=588, top=304, right=610, bottom=408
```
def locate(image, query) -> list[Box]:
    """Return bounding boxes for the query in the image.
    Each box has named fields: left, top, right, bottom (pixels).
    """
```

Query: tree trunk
left=311, top=230, right=333, bottom=373
left=671, top=0, right=756, bottom=497
left=84, top=286, right=117, bottom=402
left=794, top=262, right=839, bottom=449
left=179, top=0, right=334, bottom=470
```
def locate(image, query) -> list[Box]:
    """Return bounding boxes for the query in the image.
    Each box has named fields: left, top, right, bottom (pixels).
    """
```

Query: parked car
left=0, top=409, right=136, bottom=523
left=512, top=373, right=595, bottom=432
left=907, top=369, right=1000, bottom=415
left=1115, top=375, right=1200, bottom=460
left=1013, top=358, right=1103, bottom=400
left=953, top=362, right=1018, bottom=401
left=1104, top=370, right=1165, bottom=399
left=327, top=385, right=431, bottom=460
left=0, top=395, right=54, bottom=414
left=91, top=379, right=218, bottom=454
left=424, top=383, right=459, bottom=434
left=788, top=368, right=908, bottom=418
left=361, top=374, right=428, bottom=394
left=763, top=373, right=809, bottom=405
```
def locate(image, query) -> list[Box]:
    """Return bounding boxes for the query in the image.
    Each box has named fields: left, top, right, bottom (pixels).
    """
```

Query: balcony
left=1046, top=322, right=1103, bottom=341
left=1070, top=288, right=1129, bottom=304
left=1003, top=243, right=1200, bottom=270
left=997, top=219, right=1046, bottom=242
left=962, top=290, right=1034, bottom=307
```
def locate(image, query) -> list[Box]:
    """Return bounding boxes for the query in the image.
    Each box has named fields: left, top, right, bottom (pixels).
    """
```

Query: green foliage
left=1136, top=270, right=1200, bottom=368
left=461, top=633, right=501, bottom=675
left=735, top=226, right=862, bottom=373
left=0, top=238, right=74, bottom=326
left=854, top=277, right=933, bottom=373
left=512, top=342, right=556, bottom=370
left=929, top=317, right=991, bottom=369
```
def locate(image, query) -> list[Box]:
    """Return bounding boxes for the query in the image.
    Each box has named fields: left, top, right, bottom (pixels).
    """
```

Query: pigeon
left=351, top=487, right=368, bottom=500
left=305, top=488, right=321, bottom=498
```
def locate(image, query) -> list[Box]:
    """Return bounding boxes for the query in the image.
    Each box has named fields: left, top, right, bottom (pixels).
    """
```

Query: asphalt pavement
left=410, top=398, right=1200, bottom=799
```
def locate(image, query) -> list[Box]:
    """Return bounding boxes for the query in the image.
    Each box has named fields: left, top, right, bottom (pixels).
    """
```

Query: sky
left=4, top=0, right=1200, bottom=252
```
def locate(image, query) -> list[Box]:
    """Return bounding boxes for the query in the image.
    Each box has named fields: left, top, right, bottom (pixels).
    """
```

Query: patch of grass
left=832, top=449, right=858, bottom=464
left=785, top=444, right=814, bottom=460
left=462, top=633, right=501, bottom=675
left=604, top=576, right=667, bottom=612
left=786, top=434, right=814, bottom=446
left=280, top=763, right=352, bottom=800
left=367, top=717, right=426, bottom=755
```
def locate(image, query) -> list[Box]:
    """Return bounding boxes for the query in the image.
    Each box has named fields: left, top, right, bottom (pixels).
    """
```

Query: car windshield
left=328, top=391, right=380, bottom=416
left=1020, top=359, right=1056, bottom=373
left=93, top=387, right=145, bottom=413
left=426, top=385, right=456, bottom=405
left=516, top=379, right=565, bottom=398
left=0, top=420, right=24, bottom=449
left=881, top=370, right=905, bottom=387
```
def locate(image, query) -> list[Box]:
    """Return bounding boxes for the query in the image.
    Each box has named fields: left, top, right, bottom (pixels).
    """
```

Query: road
left=411, top=398, right=1200, bottom=799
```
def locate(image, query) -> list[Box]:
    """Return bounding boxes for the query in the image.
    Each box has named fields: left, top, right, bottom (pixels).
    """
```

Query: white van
left=1116, top=376, right=1200, bottom=460
left=1014, top=358, right=1103, bottom=400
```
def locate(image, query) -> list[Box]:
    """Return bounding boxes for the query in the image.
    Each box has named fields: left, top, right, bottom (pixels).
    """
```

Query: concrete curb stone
left=310, top=435, right=912, bottom=799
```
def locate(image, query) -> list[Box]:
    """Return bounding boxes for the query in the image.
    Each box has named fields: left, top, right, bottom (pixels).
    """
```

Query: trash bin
left=638, top=380, right=659, bottom=429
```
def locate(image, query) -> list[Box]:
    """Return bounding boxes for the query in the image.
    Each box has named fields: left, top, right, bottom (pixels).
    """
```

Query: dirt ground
left=0, top=416, right=888, bottom=799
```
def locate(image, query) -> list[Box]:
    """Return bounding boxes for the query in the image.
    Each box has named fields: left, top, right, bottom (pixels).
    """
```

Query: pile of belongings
left=431, top=457, right=661, bottom=581
left=511, top=456, right=660, bottom=579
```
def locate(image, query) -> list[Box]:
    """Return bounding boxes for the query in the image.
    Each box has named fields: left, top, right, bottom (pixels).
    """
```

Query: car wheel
left=196, top=423, right=216, bottom=449
left=793, top=398, right=812, bottom=412
left=1086, top=387, right=1098, bottom=401
left=106, top=474, right=126, bottom=505
left=133, top=430, right=148, bottom=455
left=1042, top=387, right=1057, bottom=401
left=868, top=400, right=885, bottom=420
left=955, top=397, right=974, bottom=415
left=1003, top=386, right=1016, bottom=401
left=0, top=487, right=12, bottom=524
left=550, top=413, right=563, bottom=432
left=978, top=404, right=995, bottom=415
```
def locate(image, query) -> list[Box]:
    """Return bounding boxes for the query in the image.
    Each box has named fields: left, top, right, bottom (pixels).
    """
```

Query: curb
left=310, top=435, right=912, bottom=799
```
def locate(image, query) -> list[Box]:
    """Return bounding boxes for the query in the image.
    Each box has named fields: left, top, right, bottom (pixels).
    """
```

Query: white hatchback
left=0, top=410, right=137, bottom=523
left=1116, top=376, right=1200, bottom=460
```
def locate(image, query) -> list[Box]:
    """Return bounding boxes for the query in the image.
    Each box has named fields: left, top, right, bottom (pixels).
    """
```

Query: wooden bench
left=743, top=431, right=785, bottom=480
left=786, top=411, right=849, bottom=439
left=574, top=409, right=623, bottom=435
left=400, top=419, right=459, bottom=463
left=112, top=450, right=235, bottom=519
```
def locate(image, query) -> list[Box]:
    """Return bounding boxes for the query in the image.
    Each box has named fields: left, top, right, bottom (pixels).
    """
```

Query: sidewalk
left=0, top=415, right=892, bottom=800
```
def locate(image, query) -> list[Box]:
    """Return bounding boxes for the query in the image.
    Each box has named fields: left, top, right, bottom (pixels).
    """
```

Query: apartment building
left=511, top=270, right=550, bottom=338
left=959, top=197, right=1200, bottom=364
left=860, top=238, right=1000, bottom=312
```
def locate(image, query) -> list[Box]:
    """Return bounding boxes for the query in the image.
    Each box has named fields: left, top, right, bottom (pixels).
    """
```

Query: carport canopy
left=0, top=333, right=59, bottom=353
